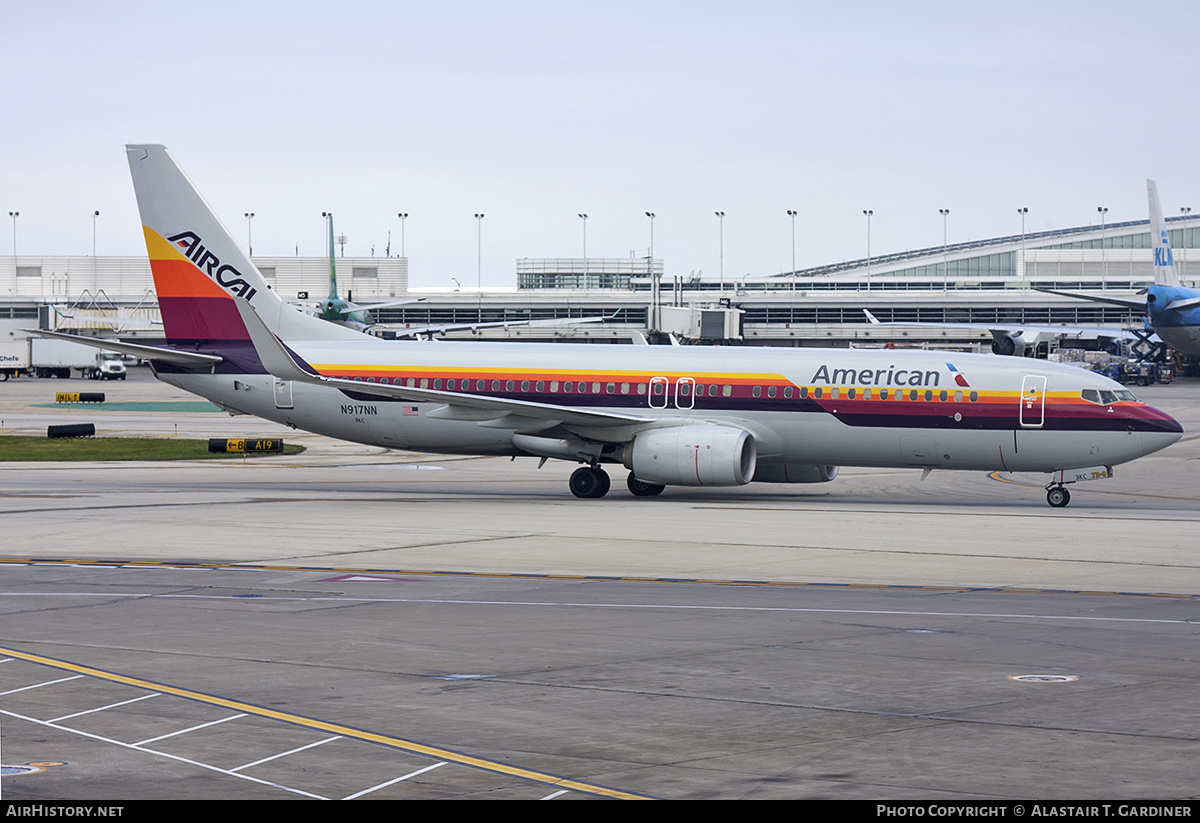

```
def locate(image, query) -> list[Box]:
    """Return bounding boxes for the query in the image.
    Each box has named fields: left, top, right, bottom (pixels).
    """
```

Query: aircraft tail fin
left=325, top=212, right=339, bottom=302
left=1148, top=179, right=1181, bottom=288
left=125, top=144, right=362, bottom=345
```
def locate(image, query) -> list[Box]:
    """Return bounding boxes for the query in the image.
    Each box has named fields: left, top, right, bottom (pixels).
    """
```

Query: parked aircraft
left=308, top=211, right=612, bottom=340
left=47, top=145, right=1185, bottom=508
left=304, top=211, right=421, bottom=330
left=1040, top=180, right=1200, bottom=357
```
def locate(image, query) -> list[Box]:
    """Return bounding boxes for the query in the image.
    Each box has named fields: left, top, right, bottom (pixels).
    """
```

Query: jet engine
left=991, top=332, right=1027, bottom=357
left=622, top=425, right=756, bottom=486
left=752, top=463, right=839, bottom=483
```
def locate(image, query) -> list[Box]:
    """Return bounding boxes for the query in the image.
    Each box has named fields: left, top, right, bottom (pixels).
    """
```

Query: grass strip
left=0, top=435, right=305, bottom=462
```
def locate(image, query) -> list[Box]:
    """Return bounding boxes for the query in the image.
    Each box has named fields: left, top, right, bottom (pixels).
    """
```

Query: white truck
left=0, top=321, right=126, bottom=380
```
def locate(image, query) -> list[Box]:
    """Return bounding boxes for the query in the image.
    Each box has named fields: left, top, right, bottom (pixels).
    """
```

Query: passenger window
left=814, top=387, right=823, bottom=399
left=784, top=386, right=793, bottom=398
left=939, top=390, right=947, bottom=402
left=752, top=386, right=761, bottom=398
left=847, top=388, right=856, bottom=399
left=880, top=389, right=888, bottom=400
left=521, top=380, right=530, bottom=392
left=722, top=385, right=732, bottom=397
left=863, top=388, right=871, bottom=400
left=767, top=386, right=777, bottom=398
left=969, top=391, right=978, bottom=402
left=831, top=388, right=840, bottom=399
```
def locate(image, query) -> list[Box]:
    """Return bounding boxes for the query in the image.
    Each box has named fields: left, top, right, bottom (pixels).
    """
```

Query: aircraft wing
left=1033, top=288, right=1148, bottom=312
left=375, top=314, right=614, bottom=340
left=26, top=329, right=224, bottom=365
left=232, top=300, right=651, bottom=430
left=861, top=309, right=1134, bottom=344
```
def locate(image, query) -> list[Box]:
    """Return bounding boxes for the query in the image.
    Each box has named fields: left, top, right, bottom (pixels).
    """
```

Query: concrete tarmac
left=1, top=368, right=1197, bottom=800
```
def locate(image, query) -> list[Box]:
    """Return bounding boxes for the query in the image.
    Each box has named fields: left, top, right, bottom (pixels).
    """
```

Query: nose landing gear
left=1045, top=484, right=1071, bottom=508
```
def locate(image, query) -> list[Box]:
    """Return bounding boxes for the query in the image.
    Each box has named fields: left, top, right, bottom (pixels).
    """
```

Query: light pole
left=91, top=210, right=100, bottom=290
left=646, top=212, right=657, bottom=330
left=715, top=211, right=725, bottom=294
left=939, top=208, right=950, bottom=292
left=863, top=209, right=873, bottom=279
left=578, top=213, right=588, bottom=289
left=1017, top=207, right=1028, bottom=285
left=8, top=212, right=17, bottom=283
left=244, top=212, right=254, bottom=257
left=1097, top=206, right=1108, bottom=287
left=787, top=209, right=797, bottom=292
left=474, top=214, right=484, bottom=314
left=397, top=213, right=408, bottom=259
left=1181, top=207, right=1191, bottom=281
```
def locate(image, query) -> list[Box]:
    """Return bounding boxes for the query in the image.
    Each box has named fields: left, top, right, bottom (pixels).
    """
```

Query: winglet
left=1148, top=179, right=1181, bottom=288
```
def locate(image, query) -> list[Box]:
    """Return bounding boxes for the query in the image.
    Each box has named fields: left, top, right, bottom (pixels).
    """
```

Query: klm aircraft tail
left=1147, top=179, right=1182, bottom=288
left=125, top=144, right=361, bottom=345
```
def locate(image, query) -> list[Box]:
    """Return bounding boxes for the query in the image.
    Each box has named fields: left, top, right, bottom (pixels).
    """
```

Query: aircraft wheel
left=1046, top=487, right=1071, bottom=508
left=569, top=466, right=610, bottom=499
left=627, top=473, right=666, bottom=497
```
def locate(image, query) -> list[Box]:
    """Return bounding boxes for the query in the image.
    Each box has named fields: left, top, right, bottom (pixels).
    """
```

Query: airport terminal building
left=1, top=216, right=1194, bottom=350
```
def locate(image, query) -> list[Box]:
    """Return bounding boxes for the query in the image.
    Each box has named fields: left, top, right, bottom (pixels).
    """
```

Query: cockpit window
left=1082, top=388, right=1138, bottom=404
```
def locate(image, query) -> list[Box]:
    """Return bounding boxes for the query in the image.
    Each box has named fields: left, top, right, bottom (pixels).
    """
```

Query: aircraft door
left=274, top=377, right=293, bottom=410
left=649, top=376, right=669, bottom=409
left=1019, top=375, right=1046, bottom=428
left=675, top=376, right=696, bottom=409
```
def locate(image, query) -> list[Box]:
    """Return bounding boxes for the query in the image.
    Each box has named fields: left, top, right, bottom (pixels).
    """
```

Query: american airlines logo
left=167, top=231, right=258, bottom=300
left=811, top=364, right=943, bottom=387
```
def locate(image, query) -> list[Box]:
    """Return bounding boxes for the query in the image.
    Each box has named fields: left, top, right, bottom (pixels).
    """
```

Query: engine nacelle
left=752, top=463, right=839, bottom=484
left=991, top=333, right=1027, bottom=357
left=624, top=425, right=756, bottom=486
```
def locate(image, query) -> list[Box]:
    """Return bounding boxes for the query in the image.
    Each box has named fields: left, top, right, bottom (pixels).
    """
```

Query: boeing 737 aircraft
left=41, top=146, right=1184, bottom=508
left=1040, top=180, right=1200, bottom=357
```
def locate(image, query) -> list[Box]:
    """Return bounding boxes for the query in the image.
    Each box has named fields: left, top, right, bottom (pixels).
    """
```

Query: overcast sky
left=2, top=1, right=1197, bottom=288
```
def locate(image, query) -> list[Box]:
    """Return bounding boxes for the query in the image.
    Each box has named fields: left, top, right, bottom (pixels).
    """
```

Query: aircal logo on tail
left=167, top=231, right=258, bottom=300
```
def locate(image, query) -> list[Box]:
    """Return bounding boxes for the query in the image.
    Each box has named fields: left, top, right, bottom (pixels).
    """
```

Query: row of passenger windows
left=339, top=374, right=981, bottom=403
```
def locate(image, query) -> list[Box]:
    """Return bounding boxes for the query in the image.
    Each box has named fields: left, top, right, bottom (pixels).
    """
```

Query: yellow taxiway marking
left=0, top=644, right=651, bottom=800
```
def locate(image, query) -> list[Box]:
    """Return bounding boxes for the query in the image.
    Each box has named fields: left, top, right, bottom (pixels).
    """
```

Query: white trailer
left=0, top=322, right=126, bottom=380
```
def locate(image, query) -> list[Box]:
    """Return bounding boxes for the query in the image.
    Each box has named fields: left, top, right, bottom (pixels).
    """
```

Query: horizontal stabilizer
left=26, top=329, right=223, bottom=366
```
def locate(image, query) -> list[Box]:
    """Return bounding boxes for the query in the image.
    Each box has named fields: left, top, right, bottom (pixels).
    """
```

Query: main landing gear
left=1045, top=483, right=1071, bottom=508
left=569, top=466, right=610, bottom=498
left=568, top=467, right=666, bottom=499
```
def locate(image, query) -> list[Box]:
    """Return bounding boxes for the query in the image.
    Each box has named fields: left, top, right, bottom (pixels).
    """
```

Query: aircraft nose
left=1136, top=405, right=1183, bottom=456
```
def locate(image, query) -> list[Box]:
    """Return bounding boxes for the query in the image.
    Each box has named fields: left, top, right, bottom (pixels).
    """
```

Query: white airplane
left=1039, top=180, right=1200, bottom=357
left=48, top=145, right=1185, bottom=508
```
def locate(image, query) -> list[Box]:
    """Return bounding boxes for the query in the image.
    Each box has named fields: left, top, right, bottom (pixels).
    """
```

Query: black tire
left=569, top=467, right=610, bottom=499
left=627, top=473, right=666, bottom=497
left=1046, top=487, right=1070, bottom=508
